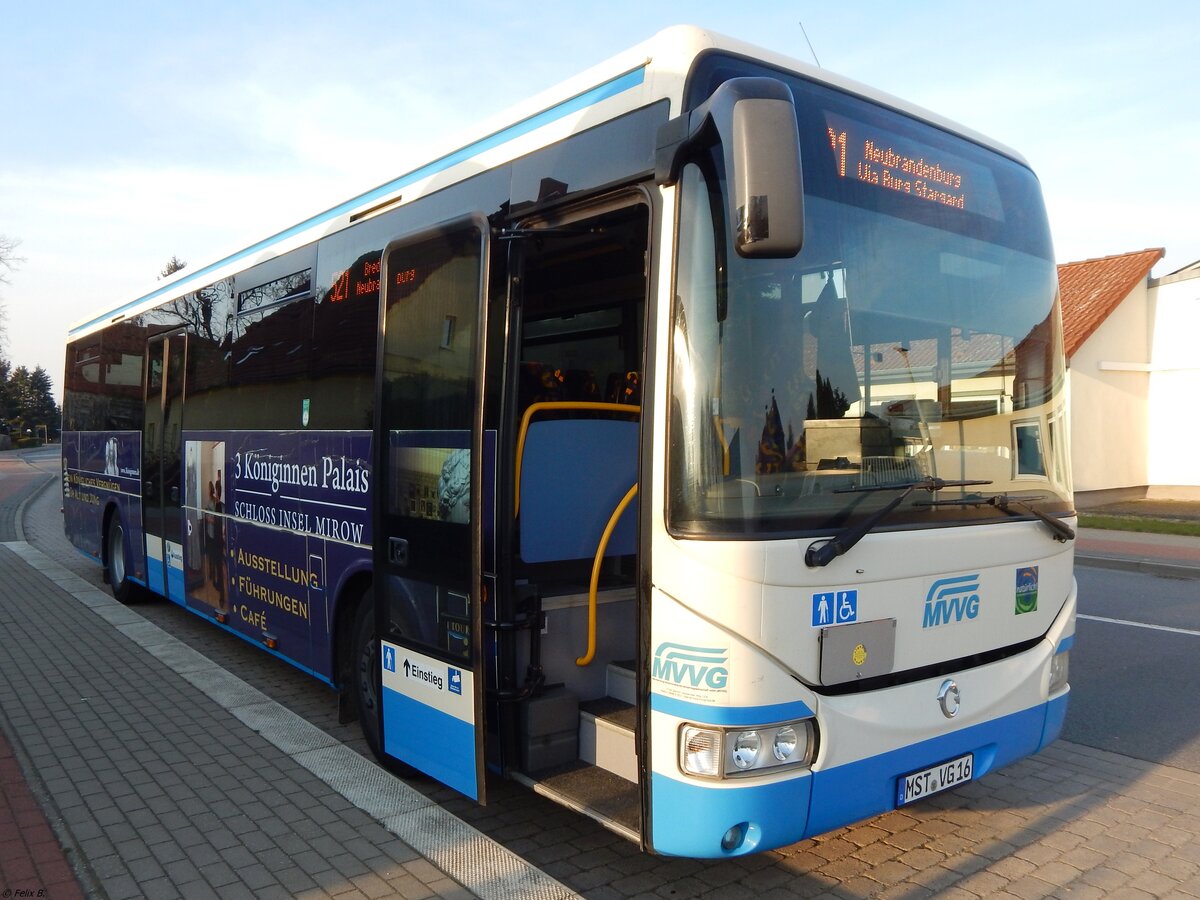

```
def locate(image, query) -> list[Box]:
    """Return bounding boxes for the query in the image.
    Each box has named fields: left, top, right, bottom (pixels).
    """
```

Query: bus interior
left=501, top=199, right=649, bottom=836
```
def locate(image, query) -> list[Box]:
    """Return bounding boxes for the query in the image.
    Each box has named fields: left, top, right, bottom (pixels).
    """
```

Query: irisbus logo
left=922, top=575, right=981, bottom=629
left=652, top=643, right=729, bottom=691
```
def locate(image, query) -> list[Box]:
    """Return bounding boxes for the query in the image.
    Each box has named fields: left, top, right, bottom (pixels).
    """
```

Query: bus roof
left=69, top=25, right=1026, bottom=340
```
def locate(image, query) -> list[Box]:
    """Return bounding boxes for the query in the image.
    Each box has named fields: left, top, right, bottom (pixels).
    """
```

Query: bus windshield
left=669, top=60, right=1069, bottom=537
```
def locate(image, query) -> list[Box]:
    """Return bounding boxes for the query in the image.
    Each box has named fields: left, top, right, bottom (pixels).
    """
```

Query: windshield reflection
left=669, top=77, right=1070, bottom=538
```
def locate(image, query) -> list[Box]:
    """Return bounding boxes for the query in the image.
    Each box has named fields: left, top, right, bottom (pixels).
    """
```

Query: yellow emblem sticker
left=852, top=643, right=868, bottom=667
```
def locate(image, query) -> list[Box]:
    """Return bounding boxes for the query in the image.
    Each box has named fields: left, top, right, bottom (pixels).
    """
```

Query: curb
left=13, top=468, right=57, bottom=543
left=1075, top=553, right=1200, bottom=581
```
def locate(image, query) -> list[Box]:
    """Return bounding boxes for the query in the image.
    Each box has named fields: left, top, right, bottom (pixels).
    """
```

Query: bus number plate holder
left=897, top=752, right=974, bottom=807
left=818, top=618, right=895, bottom=684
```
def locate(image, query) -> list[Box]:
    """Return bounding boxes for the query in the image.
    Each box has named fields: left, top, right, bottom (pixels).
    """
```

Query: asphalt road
left=1067, top=565, right=1200, bottom=773
left=0, top=444, right=59, bottom=540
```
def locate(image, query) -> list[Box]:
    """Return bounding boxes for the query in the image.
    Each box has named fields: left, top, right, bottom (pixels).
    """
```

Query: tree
left=0, top=234, right=22, bottom=356
left=4, top=364, right=60, bottom=440
left=25, top=366, right=59, bottom=431
left=0, top=236, right=61, bottom=443
left=0, top=358, right=13, bottom=425
left=0, top=235, right=19, bottom=279
left=160, top=255, right=187, bottom=279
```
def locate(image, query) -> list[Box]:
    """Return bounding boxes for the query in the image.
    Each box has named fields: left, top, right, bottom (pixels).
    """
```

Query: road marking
left=1078, top=613, right=1200, bottom=638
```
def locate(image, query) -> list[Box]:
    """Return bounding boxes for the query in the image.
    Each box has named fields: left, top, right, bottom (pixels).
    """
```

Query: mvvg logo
left=652, top=643, right=729, bottom=691
left=922, top=575, right=981, bottom=628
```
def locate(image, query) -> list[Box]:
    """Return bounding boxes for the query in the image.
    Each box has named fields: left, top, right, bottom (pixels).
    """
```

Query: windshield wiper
left=918, top=493, right=1076, bottom=542
left=804, top=477, right=993, bottom=568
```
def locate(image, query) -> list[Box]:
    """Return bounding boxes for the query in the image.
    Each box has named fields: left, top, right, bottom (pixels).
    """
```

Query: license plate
left=897, top=753, right=973, bottom=806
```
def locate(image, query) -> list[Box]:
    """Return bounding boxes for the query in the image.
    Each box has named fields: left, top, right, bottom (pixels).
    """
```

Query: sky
left=2, top=1, right=1197, bottom=397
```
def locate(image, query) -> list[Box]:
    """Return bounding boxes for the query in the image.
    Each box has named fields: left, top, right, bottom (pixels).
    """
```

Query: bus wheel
left=350, top=591, right=418, bottom=775
left=106, top=515, right=136, bottom=604
left=351, top=595, right=386, bottom=762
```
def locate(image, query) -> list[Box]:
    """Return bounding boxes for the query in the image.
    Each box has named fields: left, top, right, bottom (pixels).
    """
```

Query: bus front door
left=372, top=217, right=491, bottom=802
left=142, top=330, right=187, bottom=603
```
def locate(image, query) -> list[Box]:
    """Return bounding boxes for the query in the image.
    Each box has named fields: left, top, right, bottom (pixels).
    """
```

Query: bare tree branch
left=0, top=235, right=21, bottom=357
left=0, top=235, right=22, bottom=286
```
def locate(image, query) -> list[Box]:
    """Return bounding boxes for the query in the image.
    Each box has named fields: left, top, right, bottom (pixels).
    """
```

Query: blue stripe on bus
left=147, top=559, right=165, bottom=596
left=651, top=698, right=1059, bottom=857
left=382, top=685, right=479, bottom=800
left=651, top=766, right=814, bottom=857
left=136, top=567, right=337, bottom=687
left=1041, top=690, right=1069, bottom=747
left=650, top=692, right=815, bottom=726
left=193, top=610, right=335, bottom=687
left=70, top=65, right=648, bottom=337
left=1056, top=634, right=1074, bottom=654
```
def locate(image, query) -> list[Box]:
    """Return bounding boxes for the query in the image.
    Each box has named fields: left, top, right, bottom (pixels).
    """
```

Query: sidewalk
left=1074, top=497, right=1200, bottom=579
left=0, top=540, right=578, bottom=900
left=1075, top=528, right=1200, bottom=580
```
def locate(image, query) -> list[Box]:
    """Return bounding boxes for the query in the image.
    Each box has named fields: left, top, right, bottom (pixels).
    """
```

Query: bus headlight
left=679, top=720, right=815, bottom=779
left=773, top=725, right=799, bottom=761
left=731, top=731, right=761, bottom=769
left=1050, top=651, right=1069, bottom=693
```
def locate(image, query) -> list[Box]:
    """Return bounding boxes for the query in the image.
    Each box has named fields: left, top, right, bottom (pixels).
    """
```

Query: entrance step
left=606, top=658, right=636, bottom=705
left=513, top=761, right=639, bottom=842
left=579, top=697, right=636, bottom=783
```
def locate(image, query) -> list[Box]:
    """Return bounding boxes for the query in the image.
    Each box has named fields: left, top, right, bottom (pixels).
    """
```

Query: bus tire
left=105, top=513, right=138, bottom=605
left=350, top=591, right=417, bottom=776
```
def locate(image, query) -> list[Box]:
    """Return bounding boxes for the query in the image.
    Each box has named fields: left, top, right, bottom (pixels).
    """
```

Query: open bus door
left=372, top=217, right=491, bottom=802
left=142, top=329, right=187, bottom=603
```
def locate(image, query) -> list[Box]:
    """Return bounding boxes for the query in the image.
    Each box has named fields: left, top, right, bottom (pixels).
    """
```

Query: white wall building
left=1060, top=249, right=1200, bottom=504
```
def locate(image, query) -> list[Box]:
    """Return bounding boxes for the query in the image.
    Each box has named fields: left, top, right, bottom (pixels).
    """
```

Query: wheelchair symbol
left=835, top=590, right=858, bottom=624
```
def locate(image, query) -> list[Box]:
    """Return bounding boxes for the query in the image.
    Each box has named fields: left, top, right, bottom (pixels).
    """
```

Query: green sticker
left=1015, top=566, right=1038, bottom=615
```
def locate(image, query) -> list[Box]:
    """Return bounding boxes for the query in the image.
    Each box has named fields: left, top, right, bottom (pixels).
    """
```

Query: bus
left=62, top=25, right=1075, bottom=857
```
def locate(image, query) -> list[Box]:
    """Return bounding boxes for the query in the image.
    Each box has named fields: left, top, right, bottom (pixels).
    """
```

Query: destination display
left=328, top=256, right=381, bottom=304
left=824, top=110, right=1003, bottom=221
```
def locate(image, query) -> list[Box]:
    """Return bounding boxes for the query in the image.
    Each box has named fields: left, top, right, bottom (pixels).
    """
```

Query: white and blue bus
left=62, top=26, right=1074, bottom=857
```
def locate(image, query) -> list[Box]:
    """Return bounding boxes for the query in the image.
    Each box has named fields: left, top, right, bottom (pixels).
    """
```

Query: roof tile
left=1058, top=248, right=1163, bottom=356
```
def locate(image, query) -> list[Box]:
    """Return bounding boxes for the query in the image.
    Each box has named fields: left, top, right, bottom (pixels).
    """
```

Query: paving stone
left=0, top=543, right=499, bottom=900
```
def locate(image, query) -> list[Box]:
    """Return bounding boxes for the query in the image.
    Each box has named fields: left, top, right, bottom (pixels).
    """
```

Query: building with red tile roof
left=1059, top=249, right=1200, bottom=502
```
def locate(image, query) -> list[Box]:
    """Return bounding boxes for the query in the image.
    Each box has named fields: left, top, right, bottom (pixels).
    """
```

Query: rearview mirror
left=657, top=77, right=804, bottom=258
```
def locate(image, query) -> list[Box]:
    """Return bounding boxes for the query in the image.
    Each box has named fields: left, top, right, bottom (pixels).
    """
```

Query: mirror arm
left=656, top=77, right=797, bottom=186
left=655, top=77, right=803, bottom=258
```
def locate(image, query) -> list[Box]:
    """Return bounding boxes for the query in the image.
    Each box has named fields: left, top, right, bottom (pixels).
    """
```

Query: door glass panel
left=382, top=229, right=480, bottom=433
left=142, top=332, right=187, bottom=600
left=380, top=226, right=481, bottom=659
left=376, top=219, right=487, bottom=802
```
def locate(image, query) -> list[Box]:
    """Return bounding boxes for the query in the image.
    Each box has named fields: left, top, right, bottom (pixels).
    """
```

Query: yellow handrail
left=577, top=483, right=639, bottom=666
left=513, top=400, right=640, bottom=516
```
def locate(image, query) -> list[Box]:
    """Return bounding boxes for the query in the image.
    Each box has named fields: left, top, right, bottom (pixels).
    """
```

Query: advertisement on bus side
left=181, top=429, right=371, bottom=673
left=62, top=430, right=144, bottom=578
